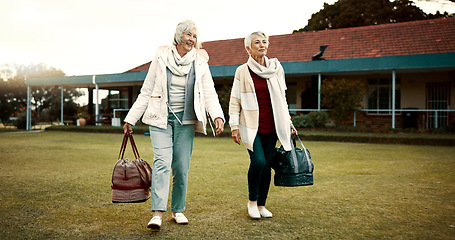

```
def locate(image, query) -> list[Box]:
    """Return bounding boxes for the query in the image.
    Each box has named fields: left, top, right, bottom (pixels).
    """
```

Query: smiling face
left=176, top=28, right=197, bottom=57
left=246, top=34, right=269, bottom=59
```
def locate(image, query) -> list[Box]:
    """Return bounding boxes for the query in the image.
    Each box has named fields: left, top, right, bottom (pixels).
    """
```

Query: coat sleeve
left=200, top=63, right=225, bottom=123
left=228, top=70, right=241, bottom=130
left=123, top=59, right=158, bottom=125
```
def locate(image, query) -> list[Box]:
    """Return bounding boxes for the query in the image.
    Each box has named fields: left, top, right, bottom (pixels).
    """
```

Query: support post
left=434, top=111, right=438, bottom=129
left=26, top=85, right=31, bottom=131
left=392, top=70, right=396, bottom=129
left=93, top=75, right=100, bottom=125
left=318, top=73, right=321, bottom=111
left=353, top=111, right=356, bottom=127
left=61, top=85, right=64, bottom=125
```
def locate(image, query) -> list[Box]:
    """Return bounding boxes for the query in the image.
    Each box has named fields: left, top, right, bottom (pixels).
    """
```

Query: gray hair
left=173, top=20, right=199, bottom=48
left=244, top=31, right=269, bottom=49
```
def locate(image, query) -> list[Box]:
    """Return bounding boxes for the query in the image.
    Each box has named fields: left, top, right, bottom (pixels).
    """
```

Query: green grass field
left=0, top=131, right=454, bottom=239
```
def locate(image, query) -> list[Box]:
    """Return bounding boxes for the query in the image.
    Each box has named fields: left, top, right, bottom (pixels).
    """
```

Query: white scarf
left=166, top=45, right=196, bottom=76
left=247, top=56, right=279, bottom=79
left=248, top=55, right=292, bottom=150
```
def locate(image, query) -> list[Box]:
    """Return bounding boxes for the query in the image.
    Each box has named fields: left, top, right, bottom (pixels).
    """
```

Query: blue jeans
left=247, top=132, right=278, bottom=206
left=149, top=112, right=195, bottom=213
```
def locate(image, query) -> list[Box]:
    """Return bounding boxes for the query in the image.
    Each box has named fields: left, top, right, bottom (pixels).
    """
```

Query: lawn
left=0, top=131, right=454, bottom=239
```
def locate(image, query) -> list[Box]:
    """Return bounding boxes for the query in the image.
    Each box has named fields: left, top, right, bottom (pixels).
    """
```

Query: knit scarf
left=248, top=55, right=291, bottom=150
left=166, top=45, right=196, bottom=76
left=247, top=56, right=279, bottom=79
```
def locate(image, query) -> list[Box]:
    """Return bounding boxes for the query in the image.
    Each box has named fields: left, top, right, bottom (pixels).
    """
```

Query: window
left=367, top=78, right=400, bottom=114
left=426, top=82, right=450, bottom=128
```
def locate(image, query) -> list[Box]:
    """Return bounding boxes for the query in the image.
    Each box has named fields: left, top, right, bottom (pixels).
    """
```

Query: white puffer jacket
left=124, top=46, right=224, bottom=134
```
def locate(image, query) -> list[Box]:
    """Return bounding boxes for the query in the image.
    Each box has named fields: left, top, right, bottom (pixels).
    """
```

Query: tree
left=0, top=63, right=82, bottom=126
left=321, top=78, right=363, bottom=126
left=295, top=0, right=453, bottom=32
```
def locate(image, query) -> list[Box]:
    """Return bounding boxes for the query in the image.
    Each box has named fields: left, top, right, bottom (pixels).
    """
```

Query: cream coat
left=229, top=63, right=292, bottom=151
left=124, top=46, right=224, bottom=134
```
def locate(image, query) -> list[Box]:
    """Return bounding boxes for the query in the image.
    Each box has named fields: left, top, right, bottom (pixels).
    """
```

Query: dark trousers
left=247, top=132, right=278, bottom=206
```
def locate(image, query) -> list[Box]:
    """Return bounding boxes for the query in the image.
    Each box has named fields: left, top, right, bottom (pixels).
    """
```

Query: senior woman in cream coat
left=123, top=20, right=225, bottom=230
left=229, top=31, right=296, bottom=219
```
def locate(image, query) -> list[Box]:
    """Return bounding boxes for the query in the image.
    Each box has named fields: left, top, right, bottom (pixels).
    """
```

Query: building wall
left=400, top=71, right=455, bottom=109
left=289, top=71, right=454, bottom=129
left=211, top=70, right=454, bottom=129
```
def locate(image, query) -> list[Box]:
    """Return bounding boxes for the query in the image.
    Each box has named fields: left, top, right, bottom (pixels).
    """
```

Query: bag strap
left=207, top=112, right=216, bottom=137
left=293, top=134, right=313, bottom=172
left=128, top=134, right=140, bottom=159
left=118, top=133, right=141, bottom=160
left=293, top=134, right=307, bottom=151
left=118, top=133, right=129, bottom=160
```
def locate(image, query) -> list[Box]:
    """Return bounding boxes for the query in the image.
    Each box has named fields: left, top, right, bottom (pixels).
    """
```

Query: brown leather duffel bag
left=112, top=133, right=152, bottom=203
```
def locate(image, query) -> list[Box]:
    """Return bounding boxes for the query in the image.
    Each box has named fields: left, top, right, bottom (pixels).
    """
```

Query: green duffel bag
left=271, top=135, right=314, bottom=187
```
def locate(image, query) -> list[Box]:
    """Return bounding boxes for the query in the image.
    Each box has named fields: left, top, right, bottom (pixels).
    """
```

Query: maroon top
left=249, top=67, right=275, bottom=133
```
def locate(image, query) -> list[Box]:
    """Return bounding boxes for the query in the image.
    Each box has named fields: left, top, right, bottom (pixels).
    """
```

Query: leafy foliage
left=0, top=63, right=82, bottom=125
left=217, top=85, right=231, bottom=121
left=295, top=0, right=453, bottom=32
left=293, top=111, right=329, bottom=128
left=321, top=78, right=362, bottom=126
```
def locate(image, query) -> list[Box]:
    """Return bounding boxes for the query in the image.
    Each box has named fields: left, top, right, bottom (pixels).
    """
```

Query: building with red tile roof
left=27, top=17, right=455, bottom=130
left=128, top=17, right=455, bottom=71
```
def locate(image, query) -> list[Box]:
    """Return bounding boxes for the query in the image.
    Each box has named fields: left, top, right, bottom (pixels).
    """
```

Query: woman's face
left=176, top=28, right=197, bottom=57
left=247, top=35, right=268, bottom=58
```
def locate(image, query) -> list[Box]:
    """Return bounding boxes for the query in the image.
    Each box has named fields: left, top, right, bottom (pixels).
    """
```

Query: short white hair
left=173, top=20, right=199, bottom=48
left=244, top=31, right=269, bottom=49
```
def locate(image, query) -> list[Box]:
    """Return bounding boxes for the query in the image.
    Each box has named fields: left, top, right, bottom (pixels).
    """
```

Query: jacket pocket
left=146, top=95, right=162, bottom=119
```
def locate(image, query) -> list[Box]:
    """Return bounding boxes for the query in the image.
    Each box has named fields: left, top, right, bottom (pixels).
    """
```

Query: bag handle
left=128, top=134, right=141, bottom=159
left=207, top=112, right=216, bottom=137
left=292, top=134, right=307, bottom=151
left=118, top=133, right=141, bottom=160
left=118, top=133, right=129, bottom=160
left=117, top=133, right=151, bottom=186
left=292, top=134, right=313, bottom=172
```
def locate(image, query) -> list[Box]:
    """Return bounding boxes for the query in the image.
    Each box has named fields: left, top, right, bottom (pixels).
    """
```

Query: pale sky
left=1, top=0, right=454, bottom=77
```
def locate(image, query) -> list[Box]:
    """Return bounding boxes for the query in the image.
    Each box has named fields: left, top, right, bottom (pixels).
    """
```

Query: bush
left=15, top=112, right=35, bottom=129
left=321, top=78, right=362, bottom=126
left=293, top=111, right=329, bottom=128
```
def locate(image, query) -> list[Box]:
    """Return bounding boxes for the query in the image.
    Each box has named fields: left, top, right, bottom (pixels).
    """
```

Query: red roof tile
left=125, top=61, right=151, bottom=72
left=127, top=17, right=455, bottom=71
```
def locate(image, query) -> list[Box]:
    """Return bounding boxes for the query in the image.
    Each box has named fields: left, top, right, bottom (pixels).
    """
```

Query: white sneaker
left=172, top=212, right=188, bottom=225
left=147, top=216, right=162, bottom=230
left=259, top=208, right=273, bottom=218
left=247, top=202, right=261, bottom=219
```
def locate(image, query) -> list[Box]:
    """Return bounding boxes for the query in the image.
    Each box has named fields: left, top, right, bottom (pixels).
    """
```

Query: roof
left=204, top=17, right=455, bottom=66
left=126, top=17, right=455, bottom=72
left=28, top=18, right=455, bottom=87
left=125, top=61, right=151, bottom=72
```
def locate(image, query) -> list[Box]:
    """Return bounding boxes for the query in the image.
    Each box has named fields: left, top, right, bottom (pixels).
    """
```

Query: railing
left=113, top=109, right=130, bottom=118
left=289, top=109, right=455, bottom=129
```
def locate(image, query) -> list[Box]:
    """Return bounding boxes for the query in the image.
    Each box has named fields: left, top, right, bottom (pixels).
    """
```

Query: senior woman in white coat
left=123, top=20, right=225, bottom=230
left=229, top=31, right=296, bottom=219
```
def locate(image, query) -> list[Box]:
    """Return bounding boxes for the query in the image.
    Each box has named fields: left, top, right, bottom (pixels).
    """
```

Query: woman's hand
left=231, top=129, right=241, bottom=145
left=214, top=117, right=224, bottom=136
left=123, top=122, right=133, bottom=134
left=291, top=125, right=297, bottom=135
